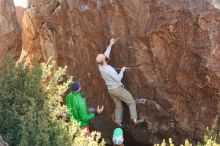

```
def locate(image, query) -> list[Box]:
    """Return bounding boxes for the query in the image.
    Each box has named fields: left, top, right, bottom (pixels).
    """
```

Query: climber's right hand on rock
left=121, top=66, right=127, bottom=72
left=110, top=38, right=116, bottom=46
left=96, top=105, right=104, bottom=114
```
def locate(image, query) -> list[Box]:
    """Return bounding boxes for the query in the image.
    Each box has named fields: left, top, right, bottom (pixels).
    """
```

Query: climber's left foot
left=133, top=118, right=145, bottom=126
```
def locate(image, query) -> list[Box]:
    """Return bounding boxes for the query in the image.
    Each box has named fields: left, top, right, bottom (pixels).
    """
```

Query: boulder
left=20, top=0, right=220, bottom=144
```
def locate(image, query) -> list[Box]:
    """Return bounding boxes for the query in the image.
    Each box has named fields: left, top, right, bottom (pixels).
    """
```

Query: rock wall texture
left=18, top=0, right=220, bottom=145
left=0, top=0, right=21, bottom=68
left=15, top=6, right=26, bottom=27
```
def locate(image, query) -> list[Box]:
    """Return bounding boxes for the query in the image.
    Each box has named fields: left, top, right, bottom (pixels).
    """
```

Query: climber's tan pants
left=108, top=86, right=137, bottom=123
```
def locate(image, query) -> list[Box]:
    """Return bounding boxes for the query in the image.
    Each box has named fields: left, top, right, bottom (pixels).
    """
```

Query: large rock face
left=0, top=0, right=21, bottom=68
left=21, top=0, right=220, bottom=145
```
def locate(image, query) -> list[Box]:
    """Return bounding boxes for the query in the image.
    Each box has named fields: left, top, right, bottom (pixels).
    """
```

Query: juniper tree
left=0, top=56, right=105, bottom=146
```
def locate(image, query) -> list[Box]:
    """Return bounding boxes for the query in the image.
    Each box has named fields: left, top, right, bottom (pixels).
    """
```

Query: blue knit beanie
left=71, top=81, right=81, bottom=92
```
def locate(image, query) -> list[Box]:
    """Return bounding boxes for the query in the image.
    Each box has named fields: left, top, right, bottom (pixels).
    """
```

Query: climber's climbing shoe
left=134, top=118, right=145, bottom=126
left=116, top=123, right=122, bottom=127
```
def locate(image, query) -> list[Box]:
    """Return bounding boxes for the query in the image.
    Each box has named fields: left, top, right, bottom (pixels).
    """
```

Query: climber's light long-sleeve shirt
left=98, top=46, right=124, bottom=90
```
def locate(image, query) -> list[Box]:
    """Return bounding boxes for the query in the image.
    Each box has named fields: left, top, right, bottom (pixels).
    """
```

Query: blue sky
left=13, top=0, right=28, bottom=8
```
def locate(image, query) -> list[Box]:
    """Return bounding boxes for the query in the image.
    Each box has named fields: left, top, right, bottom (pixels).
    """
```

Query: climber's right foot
left=116, top=122, right=122, bottom=127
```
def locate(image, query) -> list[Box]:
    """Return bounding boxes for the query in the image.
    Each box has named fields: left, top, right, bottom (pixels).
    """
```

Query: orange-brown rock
left=0, top=0, right=21, bottom=68
left=15, top=6, right=26, bottom=27
left=21, top=0, right=220, bottom=145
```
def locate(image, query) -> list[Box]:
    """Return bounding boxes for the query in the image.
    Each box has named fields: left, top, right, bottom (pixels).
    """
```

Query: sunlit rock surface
left=15, top=6, right=26, bottom=26
left=0, top=0, right=21, bottom=68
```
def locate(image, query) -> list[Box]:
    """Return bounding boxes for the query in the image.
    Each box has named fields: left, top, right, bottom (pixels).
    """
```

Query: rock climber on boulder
left=95, top=38, right=145, bottom=126
left=66, top=81, right=104, bottom=134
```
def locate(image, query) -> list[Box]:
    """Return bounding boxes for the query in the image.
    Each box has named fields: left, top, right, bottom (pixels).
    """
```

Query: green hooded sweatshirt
left=66, top=92, right=95, bottom=127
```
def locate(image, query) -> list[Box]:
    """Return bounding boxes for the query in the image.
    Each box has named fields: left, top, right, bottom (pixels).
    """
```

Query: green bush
left=154, top=138, right=219, bottom=146
left=0, top=56, right=105, bottom=146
